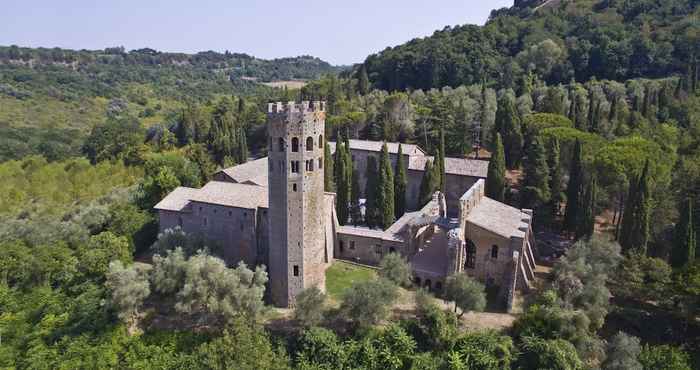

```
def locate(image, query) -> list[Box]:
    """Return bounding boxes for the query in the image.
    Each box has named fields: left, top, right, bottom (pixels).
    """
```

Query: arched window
left=318, top=134, right=323, bottom=148
left=306, top=137, right=313, bottom=151
left=465, top=239, right=477, bottom=269
left=278, top=138, right=285, bottom=152
left=491, top=245, right=499, bottom=259
left=291, top=137, right=299, bottom=152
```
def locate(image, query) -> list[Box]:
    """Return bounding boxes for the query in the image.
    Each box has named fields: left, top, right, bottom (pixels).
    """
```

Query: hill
left=363, top=0, right=699, bottom=91
left=0, top=46, right=341, bottom=161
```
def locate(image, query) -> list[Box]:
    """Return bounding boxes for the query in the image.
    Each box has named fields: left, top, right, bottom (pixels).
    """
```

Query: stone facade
left=267, top=101, right=330, bottom=308
left=155, top=102, right=537, bottom=311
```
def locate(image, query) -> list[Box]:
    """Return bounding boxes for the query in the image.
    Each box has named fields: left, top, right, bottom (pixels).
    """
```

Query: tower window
left=278, top=138, right=285, bottom=152
left=318, top=134, right=323, bottom=148
left=318, top=158, right=323, bottom=169
left=293, top=265, right=299, bottom=277
left=306, top=137, right=314, bottom=151
left=491, top=245, right=499, bottom=259
left=291, top=137, right=299, bottom=152
left=306, top=160, right=314, bottom=172
left=291, top=161, right=300, bottom=173
left=293, top=183, right=297, bottom=192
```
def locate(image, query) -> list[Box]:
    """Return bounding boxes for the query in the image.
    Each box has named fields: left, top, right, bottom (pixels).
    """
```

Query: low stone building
left=155, top=101, right=536, bottom=309
left=328, top=140, right=488, bottom=215
left=334, top=180, right=537, bottom=309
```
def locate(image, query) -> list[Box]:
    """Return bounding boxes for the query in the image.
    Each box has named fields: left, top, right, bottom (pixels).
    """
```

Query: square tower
left=267, top=101, right=329, bottom=307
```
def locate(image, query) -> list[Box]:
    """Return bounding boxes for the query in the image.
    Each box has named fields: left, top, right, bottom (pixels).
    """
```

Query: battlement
left=267, top=101, right=326, bottom=115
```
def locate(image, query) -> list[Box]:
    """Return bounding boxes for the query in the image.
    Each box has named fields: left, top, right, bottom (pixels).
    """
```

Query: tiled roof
left=217, top=157, right=268, bottom=186
left=408, top=156, right=488, bottom=178
left=328, top=140, right=425, bottom=156
left=337, top=226, right=404, bottom=242
left=154, top=181, right=268, bottom=212
left=154, top=187, right=200, bottom=212
left=191, top=181, right=269, bottom=209
left=466, top=197, right=531, bottom=239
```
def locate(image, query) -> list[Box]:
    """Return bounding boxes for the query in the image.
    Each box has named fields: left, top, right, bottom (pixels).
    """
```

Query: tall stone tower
left=267, top=101, right=328, bottom=308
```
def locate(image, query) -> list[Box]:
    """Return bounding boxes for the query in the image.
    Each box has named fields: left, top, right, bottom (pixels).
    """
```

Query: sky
left=1, top=0, right=512, bottom=65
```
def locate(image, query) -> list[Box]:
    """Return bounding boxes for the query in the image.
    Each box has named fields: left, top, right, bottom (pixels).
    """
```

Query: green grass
left=325, top=261, right=377, bottom=300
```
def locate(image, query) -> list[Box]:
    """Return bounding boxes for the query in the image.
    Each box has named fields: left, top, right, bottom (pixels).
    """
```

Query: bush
left=638, top=344, right=692, bottom=370
left=378, top=252, right=412, bottom=287
left=517, top=336, right=584, bottom=370
left=294, top=286, right=327, bottom=327
left=444, top=273, right=486, bottom=317
left=340, top=278, right=399, bottom=329
left=602, top=332, right=642, bottom=370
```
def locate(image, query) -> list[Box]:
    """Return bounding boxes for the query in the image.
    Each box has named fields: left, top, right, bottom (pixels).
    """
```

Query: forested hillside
left=0, top=46, right=339, bottom=161
left=364, top=0, right=699, bottom=90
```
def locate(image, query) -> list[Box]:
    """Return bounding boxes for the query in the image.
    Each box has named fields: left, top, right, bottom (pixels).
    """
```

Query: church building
left=155, top=101, right=537, bottom=310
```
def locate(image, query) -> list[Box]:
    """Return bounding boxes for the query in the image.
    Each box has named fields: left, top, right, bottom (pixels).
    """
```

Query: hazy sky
left=1, top=1, right=513, bottom=65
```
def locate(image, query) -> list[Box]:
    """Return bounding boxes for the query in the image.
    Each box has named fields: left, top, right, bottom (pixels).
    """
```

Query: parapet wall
left=459, top=179, right=485, bottom=220
left=267, top=101, right=326, bottom=115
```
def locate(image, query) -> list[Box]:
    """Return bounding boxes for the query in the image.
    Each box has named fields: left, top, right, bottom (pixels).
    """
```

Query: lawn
left=325, top=261, right=377, bottom=300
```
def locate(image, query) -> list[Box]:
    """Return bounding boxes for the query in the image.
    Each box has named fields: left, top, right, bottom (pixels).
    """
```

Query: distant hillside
left=0, top=46, right=340, bottom=100
left=0, top=46, right=341, bottom=161
left=363, top=0, right=700, bottom=91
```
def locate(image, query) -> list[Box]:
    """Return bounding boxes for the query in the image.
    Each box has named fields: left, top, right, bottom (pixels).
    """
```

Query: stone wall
left=157, top=203, right=263, bottom=268
left=335, top=233, right=404, bottom=266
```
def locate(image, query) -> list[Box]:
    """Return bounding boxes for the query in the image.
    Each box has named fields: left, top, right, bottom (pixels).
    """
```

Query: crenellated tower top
left=267, top=101, right=326, bottom=116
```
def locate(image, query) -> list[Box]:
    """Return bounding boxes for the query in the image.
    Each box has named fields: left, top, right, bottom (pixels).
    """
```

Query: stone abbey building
left=155, top=101, right=537, bottom=309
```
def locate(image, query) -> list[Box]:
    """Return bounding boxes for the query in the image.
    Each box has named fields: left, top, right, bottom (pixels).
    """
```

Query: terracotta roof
left=154, top=181, right=268, bottom=212
left=408, top=156, right=488, bottom=178
left=190, top=181, right=269, bottom=209
left=337, top=226, right=404, bottom=242
left=466, top=197, right=531, bottom=239
left=217, top=157, right=268, bottom=186
left=154, top=187, right=200, bottom=212
left=328, top=140, right=425, bottom=156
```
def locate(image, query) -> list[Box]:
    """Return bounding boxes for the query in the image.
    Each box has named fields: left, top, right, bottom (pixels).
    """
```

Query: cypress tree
left=563, top=139, right=584, bottom=233
left=418, top=160, right=435, bottom=208
left=486, top=133, right=506, bottom=202
left=521, top=136, right=551, bottom=210
left=333, top=142, right=349, bottom=225
left=237, top=97, right=245, bottom=115
left=438, top=127, right=447, bottom=193
left=358, top=64, right=370, bottom=95
left=576, top=175, right=597, bottom=240
left=350, top=170, right=362, bottom=226
left=547, top=137, right=564, bottom=217
left=494, top=92, right=523, bottom=169
left=378, top=143, right=395, bottom=229
left=237, top=125, right=248, bottom=163
left=394, top=144, right=408, bottom=217
left=671, top=197, right=696, bottom=268
left=324, top=142, right=334, bottom=192
left=365, top=156, right=379, bottom=228
left=619, top=160, right=652, bottom=254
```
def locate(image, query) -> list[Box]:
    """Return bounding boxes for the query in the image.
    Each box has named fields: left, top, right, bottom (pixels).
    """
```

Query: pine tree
left=358, top=64, right=370, bottom=95
left=324, top=143, right=334, bottom=192
left=576, top=175, right=597, bottom=240
left=394, top=144, right=408, bottom=217
left=334, top=142, right=349, bottom=225
left=494, top=92, right=523, bottom=169
left=671, top=197, right=696, bottom=268
left=547, top=137, right=564, bottom=217
left=365, top=156, right=379, bottom=228
left=378, top=143, right=395, bottom=229
left=521, top=136, right=551, bottom=210
left=418, top=159, right=435, bottom=208
left=619, top=160, right=652, bottom=254
left=486, top=134, right=506, bottom=202
left=438, top=127, right=447, bottom=193
left=563, top=139, right=584, bottom=232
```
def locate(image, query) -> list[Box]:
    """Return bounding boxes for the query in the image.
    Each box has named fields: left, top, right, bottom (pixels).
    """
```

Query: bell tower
left=267, top=101, right=328, bottom=307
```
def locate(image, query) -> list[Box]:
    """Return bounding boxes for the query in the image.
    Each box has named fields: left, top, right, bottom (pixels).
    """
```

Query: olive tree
left=444, top=273, right=487, bottom=318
